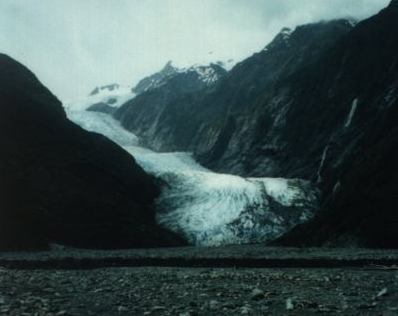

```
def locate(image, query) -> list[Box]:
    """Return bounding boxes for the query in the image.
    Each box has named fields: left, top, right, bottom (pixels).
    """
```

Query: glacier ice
left=66, top=108, right=319, bottom=246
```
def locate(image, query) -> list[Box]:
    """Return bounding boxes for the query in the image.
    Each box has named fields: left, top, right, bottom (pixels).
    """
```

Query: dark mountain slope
left=277, top=101, right=398, bottom=248
left=114, top=63, right=227, bottom=150
left=114, top=19, right=354, bottom=170
left=132, top=61, right=179, bottom=95
left=195, top=19, right=357, bottom=176
left=0, top=54, right=184, bottom=250
left=113, top=0, right=398, bottom=247
left=276, top=1, right=398, bottom=247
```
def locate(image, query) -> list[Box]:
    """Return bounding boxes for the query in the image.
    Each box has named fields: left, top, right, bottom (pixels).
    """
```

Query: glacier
left=67, top=109, right=319, bottom=246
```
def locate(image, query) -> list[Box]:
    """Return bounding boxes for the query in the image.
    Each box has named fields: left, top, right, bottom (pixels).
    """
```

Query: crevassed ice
left=65, top=108, right=319, bottom=246
left=252, top=177, right=302, bottom=206
left=67, top=110, right=139, bottom=146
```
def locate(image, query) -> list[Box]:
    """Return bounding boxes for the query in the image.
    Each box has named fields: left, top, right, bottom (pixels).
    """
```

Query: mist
left=0, top=0, right=389, bottom=101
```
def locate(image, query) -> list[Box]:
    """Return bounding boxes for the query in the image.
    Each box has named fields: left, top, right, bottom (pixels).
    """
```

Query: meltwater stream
left=67, top=110, right=319, bottom=246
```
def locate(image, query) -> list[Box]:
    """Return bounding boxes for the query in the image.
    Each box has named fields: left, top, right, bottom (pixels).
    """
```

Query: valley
left=1, top=1, right=398, bottom=315
left=66, top=110, right=318, bottom=246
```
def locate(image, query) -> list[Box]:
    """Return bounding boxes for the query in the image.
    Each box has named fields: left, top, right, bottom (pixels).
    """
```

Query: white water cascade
left=67, top=110, right=319, bottom=246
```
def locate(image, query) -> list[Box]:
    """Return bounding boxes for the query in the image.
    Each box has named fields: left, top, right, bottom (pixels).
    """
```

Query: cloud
left=0, top=0, right=390, bottom=101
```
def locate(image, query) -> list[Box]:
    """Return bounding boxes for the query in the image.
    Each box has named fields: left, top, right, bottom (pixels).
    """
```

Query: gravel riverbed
left=1, top=246, right=398, bottom=315
left=0, top=266, right=397, bottom=315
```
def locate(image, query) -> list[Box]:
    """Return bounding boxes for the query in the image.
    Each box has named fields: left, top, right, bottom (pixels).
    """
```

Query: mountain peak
left=132, top=62, right=226, bottom=95
left=0, top=53, right=64, bottom=119
left=264, top=19, right=355, bottom=52
left=161, top=60, right=177, bottom=74
left=280, top=27, right=293, bottom=35
left=132, top=61, right=178, bottom=94
left=264, top=27, right=292, bottom=50
left=185, top=63, right=227, bottom=85
left=389, top=0, right=398, bottom=8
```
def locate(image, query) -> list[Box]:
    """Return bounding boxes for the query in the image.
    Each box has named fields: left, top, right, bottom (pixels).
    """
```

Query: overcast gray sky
left=0, top=0, right=390, bottom=102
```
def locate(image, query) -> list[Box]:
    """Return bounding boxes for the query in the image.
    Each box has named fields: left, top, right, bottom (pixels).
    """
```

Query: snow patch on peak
left=133, top=61, right=226, bottom=94
left=185, top=63, right=225, bottom=85
left=132, top=61, right=180, bottom=94
left=63, top=84, right=136, bottom=111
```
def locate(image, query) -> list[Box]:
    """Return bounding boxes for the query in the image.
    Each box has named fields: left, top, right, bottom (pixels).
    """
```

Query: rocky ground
left=0, top=246, right=398, bottom=315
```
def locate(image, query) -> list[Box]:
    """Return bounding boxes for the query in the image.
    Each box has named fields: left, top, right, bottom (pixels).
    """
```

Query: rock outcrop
left=115, top=62, right=227, bottom=150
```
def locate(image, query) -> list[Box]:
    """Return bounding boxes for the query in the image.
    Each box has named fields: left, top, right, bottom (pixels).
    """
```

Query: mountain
left=64, top=84, right=135, bottom=113
left=111, top=1, right=398, bottom=248
left=114, top=19, right=354, bottom=168
left=114, top=62, right=227, bottom=150
left=0, top=54, right=184, bottom=250
left=132, top=61, right=179, bottom=95
left=276, top=0, right=398, bottom=248
left=132, top=61, right=226, bottom=95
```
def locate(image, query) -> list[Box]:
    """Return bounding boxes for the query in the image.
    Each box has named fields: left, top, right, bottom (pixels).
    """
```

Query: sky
left=0, top=0, right=390, bottom=102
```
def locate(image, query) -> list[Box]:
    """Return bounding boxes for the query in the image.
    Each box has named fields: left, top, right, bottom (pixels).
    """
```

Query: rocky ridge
left=0, top=53, right=184, bottom=250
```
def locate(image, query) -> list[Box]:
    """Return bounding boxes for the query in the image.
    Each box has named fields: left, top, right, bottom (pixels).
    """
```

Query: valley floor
left=0, top=246, right=398, bottom=315
left=0, top=266, right=397, bottom=315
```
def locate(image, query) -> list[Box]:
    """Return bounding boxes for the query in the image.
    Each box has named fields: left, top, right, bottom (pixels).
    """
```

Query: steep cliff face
left=194, top=19, right=357, bottom=178
left=277, top=1, right=398, bottom=248
left=0, top=54, right=184, bottom=250
left=114, top=63, right=227, bottom=150
left=276, top=100, right=398, bottom=247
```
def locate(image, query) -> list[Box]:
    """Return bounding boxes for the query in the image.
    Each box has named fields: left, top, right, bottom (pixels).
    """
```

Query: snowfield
left=64, top=85, right=136, bottom=111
